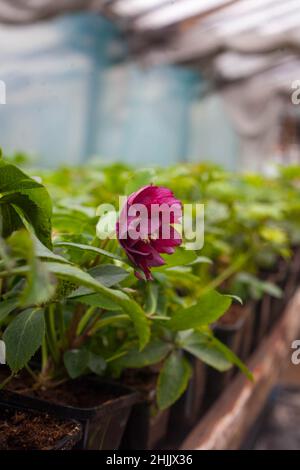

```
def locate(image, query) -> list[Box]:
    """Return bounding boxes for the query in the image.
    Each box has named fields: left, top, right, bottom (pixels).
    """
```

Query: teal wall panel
left=0, top=12, right=238, bottom=170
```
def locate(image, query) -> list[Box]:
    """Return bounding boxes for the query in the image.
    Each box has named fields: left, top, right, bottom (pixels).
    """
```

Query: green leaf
left=119, top=340, right=172, bottom=368
left=169, top=290, right=232, bottom=331
left=236, top=272, right=282, bottom=299
left=54, top=242, right=124, bottom=263
left=179, top=331, right=232, bottom=371
left=64, top=349, right=106, bottom=378
left=164, top=268, right=200, bottom=284
left=69, top=293, right=120, bottom=311
left=145, top=283, right=159, bottom=315
left=160, top=248, right=197, bottom=268
left=0, top=160, right=52, bottom=248
left=0, top=298, right=19, bottom=324
left=64, top=349, right=89, bottom=379
left=88, top=352, right=106, bottom=375
left=8, top=230, right=55, bottom=307
left=89, top=313, right=129, bottom=332
left=157, top=351, right=192, bottom=410
left=225, top=294, right=243, bottom=305
left=69, top=264, right=130, bottom=298
left=210, top=335, right=253, bottom=380
left=88, top=265, right=130, bottom=287
left=188, top=256, right=213, bottom=266
left=44, top=261, right=150, bottom=348
left=34, top=236, right=70, bottom=264
left=259, top=281, right=282, bottom=299
left=3, top=308, right=45, bottom=373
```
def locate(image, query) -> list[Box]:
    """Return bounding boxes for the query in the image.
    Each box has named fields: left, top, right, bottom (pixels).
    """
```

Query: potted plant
left=0, top=157, right=141, bottom=449
left=0, top=157, right=250, bottom=449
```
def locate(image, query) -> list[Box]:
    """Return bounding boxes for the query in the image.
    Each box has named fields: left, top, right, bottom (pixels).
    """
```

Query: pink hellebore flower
left=116, top=185, right=182, bottom=280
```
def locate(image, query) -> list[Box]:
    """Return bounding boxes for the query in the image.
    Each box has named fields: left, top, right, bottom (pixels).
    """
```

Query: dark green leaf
left=3, top=308, right=45, bottom=373
left=0, top=160, right=52, bottom=248
left=54, top=242, right=124, bottom=262
left=87, top=265, right=129, bottom=289
left=69, top=293, right=120, bottom=311
left=34, top=236, right=70, bottom=264
left=179, top=331, right=232, bottom=371
left=64, top=349, right=89, bottom=379
left=119, top=340, right=172, bottom=368
left=210, top=335, right=253, bottom=380
left=169, top=290, right=232, bottom=331
left=8, top=230, right=55, bottom=307
left=157, top=351, right=192, bottom=410
left=0, top=298, right=19, bottom=324
left=88, top=352, right=106, bottom=375
left=160, top=248, right=197, bottom=268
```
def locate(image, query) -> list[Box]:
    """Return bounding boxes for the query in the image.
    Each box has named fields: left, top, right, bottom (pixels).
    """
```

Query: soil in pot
left=120, top=370, right=170, bottom=450
left=0, top=404, right=81, bottom=450
left=0, top=371, right=138, bottom=450
left=204, top=303, right=250, bottom=408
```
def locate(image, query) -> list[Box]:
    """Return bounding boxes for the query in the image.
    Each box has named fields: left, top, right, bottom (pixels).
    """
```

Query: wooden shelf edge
left=180, top=290, right=300, bottom=450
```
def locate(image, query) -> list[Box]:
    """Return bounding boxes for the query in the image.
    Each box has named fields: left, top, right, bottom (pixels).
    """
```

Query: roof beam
left=133, top=0, right=235, bottom=30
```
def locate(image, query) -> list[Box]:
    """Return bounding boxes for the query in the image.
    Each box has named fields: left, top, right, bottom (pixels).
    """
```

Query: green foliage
left=1, top=155, right=298, bottom=410
left=169, top=290, right=232, bottom=331
left=8, top=230, right=55, bottom=307
left=0, top=160, right=52, bottom=248
left=157, top=351, right=192, bottom=410
left=3, top=308, right=45, bottom=373
left=64, top=349, right=106, bottom=379
left=178, top=330, right=232, bottom=371
left=0, top=298, right=19, bottom=324
left=118, top=340, right=172, bottom=368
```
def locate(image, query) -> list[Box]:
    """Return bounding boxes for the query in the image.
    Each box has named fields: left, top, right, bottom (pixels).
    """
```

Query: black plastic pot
left=204, top=304, right=250, bottom=408
left=286, top=247, right=300, bottom=298
left=295, top=247, right=300, bottom=285
left=167, top=356, right=206, bottom=444
left=254, top=261, right=286, bottom=343
left=266, top=253, right=300, bottom=331
left=0, top=377, right=138, bottom=450
left=268, top=295, right=285, bottom=330
left=266, top=259, right=293, bottom=334
left=120, top=375, right=170, bottom=450
left=252, top=289, right=275, bottom=352
left=0, top=402, right=82, bottom=450
left=120, top=400, right=170, bottom=450
left=236, top=303, right=253, bottom=361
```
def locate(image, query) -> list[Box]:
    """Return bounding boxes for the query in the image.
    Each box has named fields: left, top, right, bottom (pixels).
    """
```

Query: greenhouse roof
left=0, top=0, right=300, bottom=83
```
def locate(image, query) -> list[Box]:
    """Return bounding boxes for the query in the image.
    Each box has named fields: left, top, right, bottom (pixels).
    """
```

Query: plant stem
left=25, top=364, right=38, bottom=381
left=88, top=314, right=129, bottom=336
left=45, top=305, right=60, bottom=363
left=67, top=303, right=85, bottom=348
left=76, top=306, right=97, bottom=336
left=0, top=372, right=14, bottom=390
left=57, top=303, right=65, bottom=345
left=41, top=336, right=48, bottom=374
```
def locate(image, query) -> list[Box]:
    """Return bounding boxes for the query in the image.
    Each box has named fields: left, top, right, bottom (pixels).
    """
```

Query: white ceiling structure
left=0, top=0, right=300, bottom=84
left=0, top=0, right=299, bottom=169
